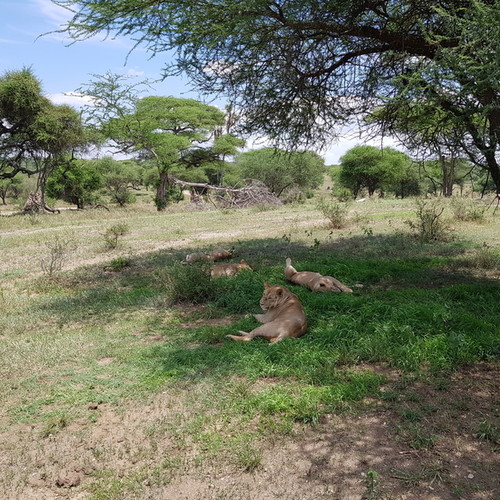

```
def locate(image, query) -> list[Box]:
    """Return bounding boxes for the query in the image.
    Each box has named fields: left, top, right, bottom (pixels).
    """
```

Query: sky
left=0, top=0, right=395, bottom=164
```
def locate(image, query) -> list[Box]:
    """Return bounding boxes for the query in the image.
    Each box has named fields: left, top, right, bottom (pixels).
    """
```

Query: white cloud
left=0, top=37, right=26, bottom=45
left=47, top=91, right=96, bottom=107
left=31, top=0, right=72, bottom=26
left=32, top=0, right=134, bottom=49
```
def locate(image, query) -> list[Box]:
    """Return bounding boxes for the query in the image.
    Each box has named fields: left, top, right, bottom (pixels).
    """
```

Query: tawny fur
left=182, top=247, right=234, bottom=264
left=284, top=257, right=353, bottom=293
left=210, top=259, right=252, bottom=278
left=227, top=282, right=307, bottom=343
left=207, top=247, right=235, bottom=261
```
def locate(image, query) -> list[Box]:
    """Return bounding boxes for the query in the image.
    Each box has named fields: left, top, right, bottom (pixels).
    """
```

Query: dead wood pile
left=173, top=178, right=282, bottom=208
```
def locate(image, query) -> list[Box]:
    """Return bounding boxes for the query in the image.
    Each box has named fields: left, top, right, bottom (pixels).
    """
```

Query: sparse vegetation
left=316, top=198, right=351, bottom=229
left=102, top=222, right=129, bottom=250
left=406, top=198, right=451, bottom=242
left=0, top=197, right=498, bottom=499
left=39, top=234, right=77, bottom=275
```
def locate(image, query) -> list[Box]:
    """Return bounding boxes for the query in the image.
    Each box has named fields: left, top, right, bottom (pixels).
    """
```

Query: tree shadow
left=37, top=233, right=499, bottom=374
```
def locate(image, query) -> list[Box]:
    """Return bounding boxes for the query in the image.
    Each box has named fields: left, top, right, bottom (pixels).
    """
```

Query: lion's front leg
left=254, top=309, right=279, bottom=323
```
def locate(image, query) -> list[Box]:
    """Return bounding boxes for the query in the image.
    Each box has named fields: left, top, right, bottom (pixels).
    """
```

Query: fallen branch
left=171, top=177, right=282, bottom=208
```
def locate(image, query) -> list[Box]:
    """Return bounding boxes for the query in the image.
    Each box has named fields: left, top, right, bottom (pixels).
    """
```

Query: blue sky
left=0, top=0, right=393, bottom=164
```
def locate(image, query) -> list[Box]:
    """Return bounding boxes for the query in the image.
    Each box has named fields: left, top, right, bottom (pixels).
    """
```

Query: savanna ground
left=0, top=192, right=499, bottom=500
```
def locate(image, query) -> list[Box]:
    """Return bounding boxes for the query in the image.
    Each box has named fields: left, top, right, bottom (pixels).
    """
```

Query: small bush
left=332, top=187, right=353, bottom=202
left=155, top=263, right=214, bottom=305
left=102, top=223, right=129, bottom=250
left=316, top=199, right=351, bottom=229
left=468, top=244, right=499, bottom=270
left=108, top=257, right=131, bottom=271
left=406, top=199, right=451, bottom=242
left=40, top=235, right=77, bottom=275
left=451, top=198, right=486, bottom=222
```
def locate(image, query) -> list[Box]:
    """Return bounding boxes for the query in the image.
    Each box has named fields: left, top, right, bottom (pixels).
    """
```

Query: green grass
left=3, top=232, right=499, bottom=428
left=1, top=197, right=499, bottom=496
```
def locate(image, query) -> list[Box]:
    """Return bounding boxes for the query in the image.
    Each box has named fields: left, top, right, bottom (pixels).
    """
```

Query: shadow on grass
left=37, top=234, right=499, bottom=373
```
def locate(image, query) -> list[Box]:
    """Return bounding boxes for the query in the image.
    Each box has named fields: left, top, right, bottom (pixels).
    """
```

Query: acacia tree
left=1, top=68, right=89, bottom=211
left=0, top=68, right=50, bottom=180
left=338, top=146, right=409, bottom=197
left=79, top=73, right=225, bottom=209
left=236, top=148, right=325, bottom=197
left=29, top=103, right=89, bottom=210
left=105, top=96, right=225, bottom=210
left=53, top=0, right=500, bottom=194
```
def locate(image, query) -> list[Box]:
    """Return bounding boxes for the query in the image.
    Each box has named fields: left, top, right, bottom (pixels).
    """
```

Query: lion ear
left=263, top=282, right=270, bottom=288
left=276, top=287, right=283, bottom=295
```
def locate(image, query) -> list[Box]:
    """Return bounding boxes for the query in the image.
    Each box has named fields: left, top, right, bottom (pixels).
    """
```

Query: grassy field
left=0, top=196, right=499, bottom=499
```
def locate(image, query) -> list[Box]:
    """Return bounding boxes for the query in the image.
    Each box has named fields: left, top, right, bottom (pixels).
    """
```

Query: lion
left=226, top=282, right=307, bottom=343
left=182, top=247, right=234, bottom=264
left=210, top=259, right=253, bottom=278
left=285, top=257, right=353, bottom=293
left=208, top=247, right=235, bottom=261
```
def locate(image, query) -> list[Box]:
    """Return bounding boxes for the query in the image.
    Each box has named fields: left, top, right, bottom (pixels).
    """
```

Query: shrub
left=405, top=199, right=451, bottom=242
left=40, top=235, right=77, bottom=276
left=108, top=257, right=131, bottom=271
left=451, top=198, right=486, bottom=222
left=155, top=263, right=214, bottom=305
left=102, top=223, right=129, bottom=250
left=316, top=199, right=351, bottom=229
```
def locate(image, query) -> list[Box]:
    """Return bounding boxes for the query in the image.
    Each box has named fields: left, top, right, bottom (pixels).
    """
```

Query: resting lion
left=285, top=257, right=353, bottom=293
left=227, top=282, right=307, bottom=343
left=210, top=259, right=252, bottom=278
left=183, top=247, right=234, bottom=264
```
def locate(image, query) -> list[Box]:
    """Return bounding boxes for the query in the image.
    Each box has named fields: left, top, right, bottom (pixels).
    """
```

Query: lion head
left=259, top=282, right=294, bottom=310
left=310, top=277, right=339, bottom=292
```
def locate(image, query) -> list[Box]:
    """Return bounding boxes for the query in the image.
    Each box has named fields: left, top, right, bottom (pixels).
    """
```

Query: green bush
left=155, top=262, right=214, bottom=305
left=406, top=199, right=451, bottom=242
left=102, top=223, right=129, bottom=250
left=451, top=198, right=486, bottom=222
left=316, top=199, right=351, bottom=229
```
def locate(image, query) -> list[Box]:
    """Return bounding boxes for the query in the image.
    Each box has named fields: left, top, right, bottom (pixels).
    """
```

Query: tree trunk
left=441, top=154, right=455, bottom=197
left=155, top=171, right=170, bottom=211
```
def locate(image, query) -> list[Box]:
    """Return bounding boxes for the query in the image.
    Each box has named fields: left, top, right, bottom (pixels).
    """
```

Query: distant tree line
left=1, top=67, right=496, bottom=212
left=331, top=146, right=493, bottom=199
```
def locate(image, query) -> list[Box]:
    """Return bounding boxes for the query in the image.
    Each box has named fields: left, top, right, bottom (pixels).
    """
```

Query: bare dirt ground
left=1, top=362, right=498, bottom=500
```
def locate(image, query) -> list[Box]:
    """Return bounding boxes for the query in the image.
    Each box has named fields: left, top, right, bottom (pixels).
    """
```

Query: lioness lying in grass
left=227, top=282, right=307, bottom=343
left=183, top=247, right=234, bottom=264
left=210, top=259, right=252, bottom=278
left=285, top=257, right=353, bottom=293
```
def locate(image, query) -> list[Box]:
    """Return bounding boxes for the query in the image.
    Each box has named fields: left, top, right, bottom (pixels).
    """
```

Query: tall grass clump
left=453, top=243, right=500, bottom=271
left=406, top=199, right=451, bottom=242
left=451, top=198, right=486, bottom=222
left=316, top=198, right=351, bottom=229
left=154, top=262, right=214, bottom=305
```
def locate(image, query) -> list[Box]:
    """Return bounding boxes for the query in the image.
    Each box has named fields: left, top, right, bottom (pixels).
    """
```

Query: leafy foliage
left=339, top=146, right=410, bottom=197
left=54, top=0, right=500, bottom=192
left=236, top=148, right=325, bottom=197
left=46, top=159, right=102, bottom=209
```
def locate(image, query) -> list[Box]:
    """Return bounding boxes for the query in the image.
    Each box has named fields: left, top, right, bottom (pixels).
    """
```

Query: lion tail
left=226, top=331, right=253, bottom=342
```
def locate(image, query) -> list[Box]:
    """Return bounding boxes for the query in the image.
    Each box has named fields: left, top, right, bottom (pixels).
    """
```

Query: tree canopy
left=338, top=146, right=410, bottom=197
left=1, top=68, right=89, bottom=210
left=237, top=148, right=325, bottom=197
left=54, top=0, right=500, bottom=193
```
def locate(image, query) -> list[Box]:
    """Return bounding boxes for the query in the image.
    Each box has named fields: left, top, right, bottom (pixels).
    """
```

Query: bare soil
left=1, top=362, right=498, bottom=500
